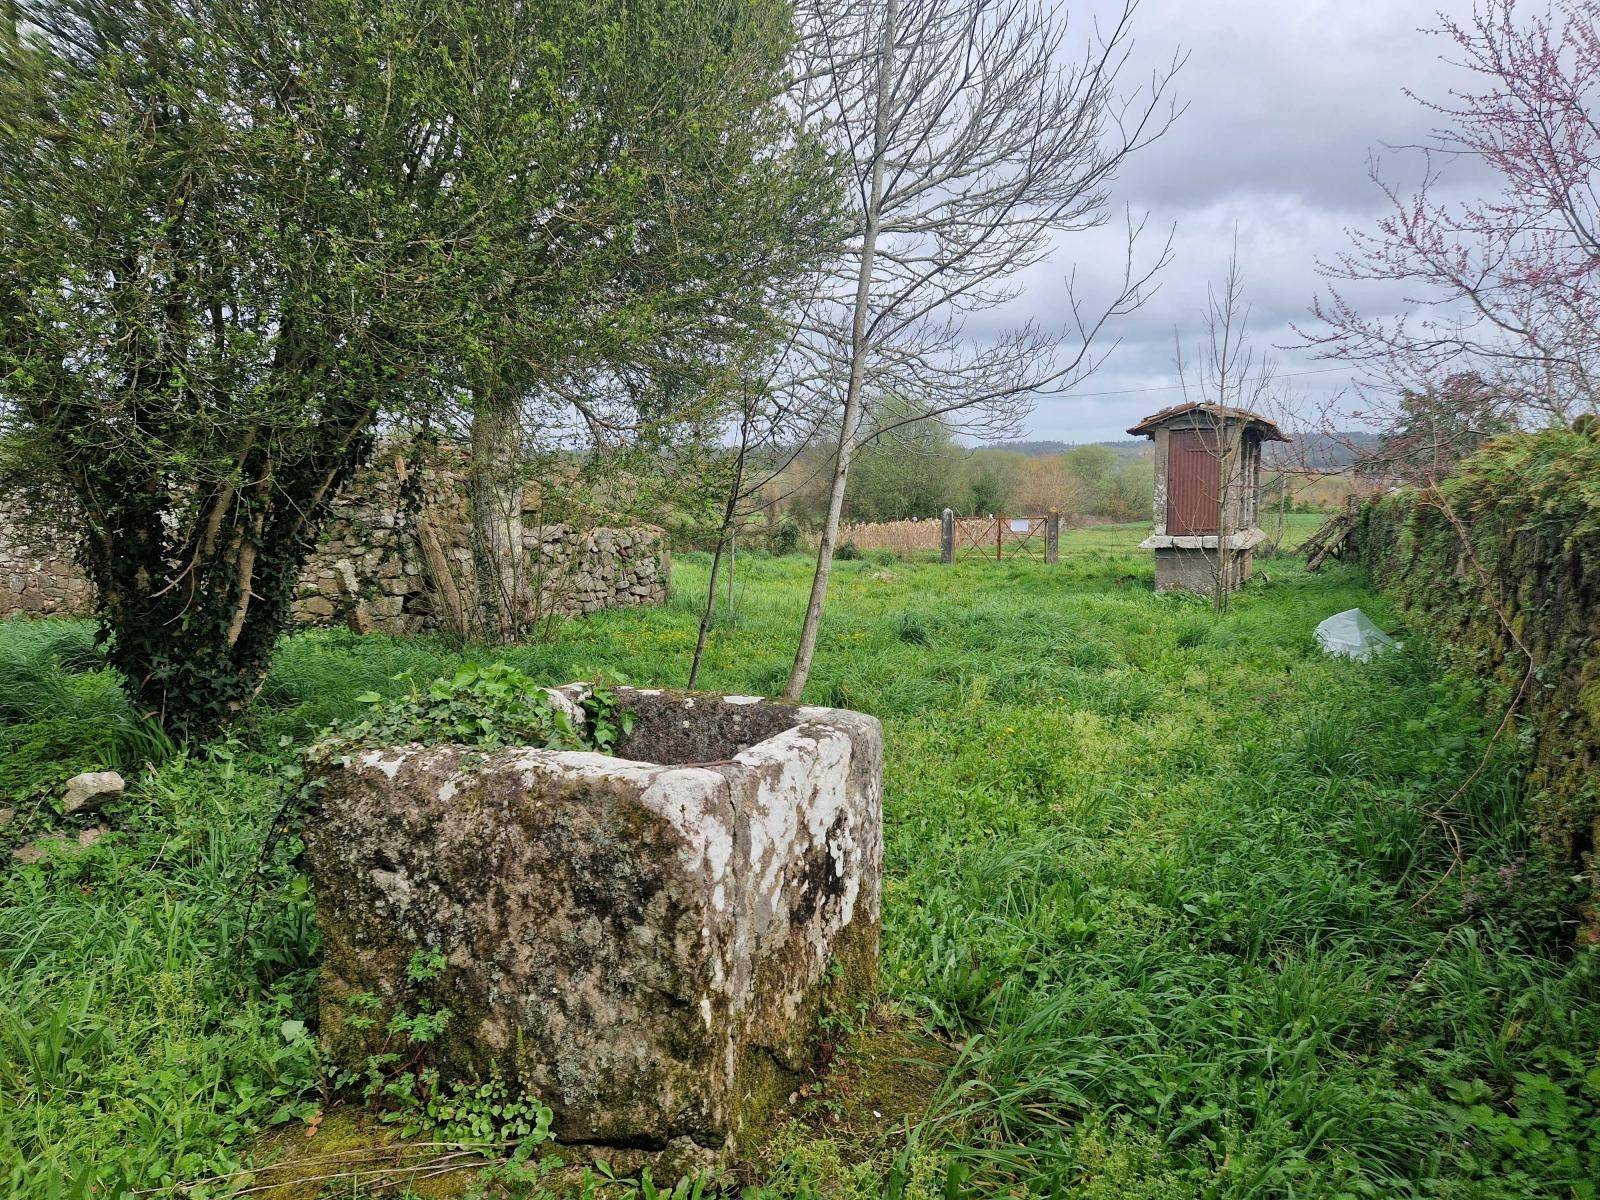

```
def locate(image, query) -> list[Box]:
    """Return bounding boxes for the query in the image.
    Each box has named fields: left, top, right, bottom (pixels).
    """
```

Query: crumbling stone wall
left=1355, top=426, right=1600, bottom=932
left=0, top=446, right=668, bottom=634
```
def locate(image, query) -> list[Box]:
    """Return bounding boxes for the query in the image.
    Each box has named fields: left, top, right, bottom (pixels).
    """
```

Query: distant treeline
left=766, top=422, right=1359, bottom=530
left=984, top=431, right=1385, bottom=472
left=774, top=419, right=1157, bottom=524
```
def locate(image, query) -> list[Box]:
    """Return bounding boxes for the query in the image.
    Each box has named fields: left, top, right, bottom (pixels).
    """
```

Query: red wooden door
left=1166, top=428, right=1220, bottom=534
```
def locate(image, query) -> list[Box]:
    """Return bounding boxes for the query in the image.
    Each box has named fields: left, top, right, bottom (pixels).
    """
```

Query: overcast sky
left=1002, top=0, right=1487, bottom=443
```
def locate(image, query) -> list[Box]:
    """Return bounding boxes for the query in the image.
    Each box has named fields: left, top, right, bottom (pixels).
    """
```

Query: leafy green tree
left=964, top=452, right=1024, bottom=516
left=845, top=406, right=965, bottom=521
left=1062, top=444, right=1120, bottom=489
left=1093, top=457, right=1156, bottom=521
left=0, top=0, right=836, bottom=734
left=456, top=1, right=840, bottom=641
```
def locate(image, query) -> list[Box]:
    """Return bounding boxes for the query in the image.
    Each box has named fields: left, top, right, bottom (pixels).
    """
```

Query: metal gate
left=940, top=511, right=1060, bottom=563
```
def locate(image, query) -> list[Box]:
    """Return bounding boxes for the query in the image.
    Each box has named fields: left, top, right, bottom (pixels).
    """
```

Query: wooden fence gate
left=940, top=510, right=1061, bottom=563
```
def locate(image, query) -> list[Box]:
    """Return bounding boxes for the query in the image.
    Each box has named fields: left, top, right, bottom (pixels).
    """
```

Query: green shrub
left=836, top=540, right=861, bottom=561
left=769, top=518, right=802, bottom=556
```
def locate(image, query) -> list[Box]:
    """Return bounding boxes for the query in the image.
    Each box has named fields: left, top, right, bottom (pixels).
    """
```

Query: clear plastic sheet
left=1314, top=608, right=1399, bottom=662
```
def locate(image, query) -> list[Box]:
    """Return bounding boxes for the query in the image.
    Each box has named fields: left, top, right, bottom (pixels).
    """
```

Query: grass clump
left=0, top=618, right=173, bottom=802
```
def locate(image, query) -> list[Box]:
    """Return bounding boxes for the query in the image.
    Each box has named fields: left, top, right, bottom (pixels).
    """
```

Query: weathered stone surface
left=304, top=688, right=882, bottom=1172
left=62, top=770, right=124, bottom=814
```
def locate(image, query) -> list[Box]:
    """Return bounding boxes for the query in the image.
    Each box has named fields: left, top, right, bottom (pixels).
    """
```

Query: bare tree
left=686, top=368, right=817, bottom=688
left=778, top=0, right=1181, bottom=700
left=1302, top=0, right=1600, bottom=433
left=1172, top=245, right=1292, bottom=613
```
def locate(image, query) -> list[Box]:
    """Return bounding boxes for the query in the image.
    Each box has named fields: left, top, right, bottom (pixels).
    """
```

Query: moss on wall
left=1355, top=426, right=1600, bottom=933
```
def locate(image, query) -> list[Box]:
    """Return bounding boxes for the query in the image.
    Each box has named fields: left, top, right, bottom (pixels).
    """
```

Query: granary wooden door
left=1166, top=428, right=1221, bottom=535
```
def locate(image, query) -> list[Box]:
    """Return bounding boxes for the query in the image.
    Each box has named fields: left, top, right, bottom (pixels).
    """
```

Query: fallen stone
left=305, top=687, right=882, bottom=1176
left=62, top=770, right=124, bottom=814
left=11, top=824, right=107, bottom=864
left=11, top=836, right=64, bottom=865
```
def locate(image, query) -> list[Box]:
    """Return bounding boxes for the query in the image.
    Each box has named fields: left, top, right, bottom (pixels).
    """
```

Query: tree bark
left=396, top=452, right=472, bottom=643
left=687, top=536, right=726, bottom=690
left=470, top=394, right=527, bottom=643
left=783, top=0, right=895, bottom=703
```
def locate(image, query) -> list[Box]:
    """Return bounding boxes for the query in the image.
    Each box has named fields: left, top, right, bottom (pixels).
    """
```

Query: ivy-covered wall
left=1356, top=426, right=1600, bottom=929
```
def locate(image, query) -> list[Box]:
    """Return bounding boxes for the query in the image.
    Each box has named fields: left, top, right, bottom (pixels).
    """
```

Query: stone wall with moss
left=0, top=445, right=668, bottom=634
left=1354, top=426, right=1600, bottom=928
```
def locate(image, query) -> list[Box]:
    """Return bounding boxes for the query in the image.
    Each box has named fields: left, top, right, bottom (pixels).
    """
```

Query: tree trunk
left=688, top=407, right=751, bottom=691
left=784, top=0, right=895, bottom=703
left=687, top=535, right=726, bottom=690
left=396, top=452, right=472, bottom=643
left=470, top=394, right=526, bottom=643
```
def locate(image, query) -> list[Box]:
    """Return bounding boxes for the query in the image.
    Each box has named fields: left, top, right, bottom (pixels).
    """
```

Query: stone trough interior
left=576, top=687, right=810, bottom=766
left=305, top=687, right=884, bottom=1175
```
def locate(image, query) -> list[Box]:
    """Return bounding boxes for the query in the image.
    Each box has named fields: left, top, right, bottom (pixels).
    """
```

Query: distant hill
left=1264, top=431, right=1383, bottom=471
left=985, top=431, right=1384, bottom=472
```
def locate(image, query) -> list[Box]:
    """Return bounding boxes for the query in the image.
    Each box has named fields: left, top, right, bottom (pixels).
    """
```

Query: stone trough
left=304, top=687, right=883, bottom=1173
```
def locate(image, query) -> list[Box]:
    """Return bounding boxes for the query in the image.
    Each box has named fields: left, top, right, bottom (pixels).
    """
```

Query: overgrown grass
left=0, top=620, right=175, bottom=804
left=1, top=538, right=1596, bottom=1198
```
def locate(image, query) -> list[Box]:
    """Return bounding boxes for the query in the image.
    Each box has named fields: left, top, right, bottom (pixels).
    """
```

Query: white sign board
left=1009, top=519, right=1031, bottom=533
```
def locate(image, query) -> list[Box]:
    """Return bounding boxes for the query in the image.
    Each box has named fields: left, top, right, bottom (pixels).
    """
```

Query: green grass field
left=2, top=533, right=1597, bottom=1199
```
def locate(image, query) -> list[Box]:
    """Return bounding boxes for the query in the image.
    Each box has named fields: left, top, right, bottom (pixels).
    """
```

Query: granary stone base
left=304, top=688, right=883, bottom=1174
left=1154, top=546, right=1253, bottom=596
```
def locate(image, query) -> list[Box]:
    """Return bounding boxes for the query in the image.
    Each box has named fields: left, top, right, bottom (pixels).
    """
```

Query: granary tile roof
left=1126, top=402, right=1290, bottom=442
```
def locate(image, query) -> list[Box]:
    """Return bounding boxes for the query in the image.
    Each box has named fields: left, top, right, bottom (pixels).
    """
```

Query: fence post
left=996, top=516, right=1003, bottom=562
left=1046, top=510, right=1060, bottom=564
left=940, top=509, right=954, bottom=564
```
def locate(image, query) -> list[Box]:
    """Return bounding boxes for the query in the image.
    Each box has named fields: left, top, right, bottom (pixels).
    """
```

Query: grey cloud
left=968, top=0, right=1490, bottom=442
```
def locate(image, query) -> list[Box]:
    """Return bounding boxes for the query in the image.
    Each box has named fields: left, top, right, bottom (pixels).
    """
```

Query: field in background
left=832, top=514, right=1327, bottom=559
left=2, top=543, right=1596, bottom=1198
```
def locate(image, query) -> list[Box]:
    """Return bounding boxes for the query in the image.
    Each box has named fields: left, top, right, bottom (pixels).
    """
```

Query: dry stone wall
left=0, top=446, right=668, bottom=634
left=0, top=498, right=95, bottom=618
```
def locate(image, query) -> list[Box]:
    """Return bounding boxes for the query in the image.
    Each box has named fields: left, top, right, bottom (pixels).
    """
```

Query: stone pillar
left=940, top=508, right=954, bottom=564
left=1046, top=511, right=1060, bottom=564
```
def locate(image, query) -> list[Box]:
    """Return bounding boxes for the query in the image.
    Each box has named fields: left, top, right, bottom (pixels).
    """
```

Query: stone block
left=304, top=689, right=882, bottom=1174
left=62, top=770, right=124, bottom=814
left=1154, top=546, right=1251, bottom=595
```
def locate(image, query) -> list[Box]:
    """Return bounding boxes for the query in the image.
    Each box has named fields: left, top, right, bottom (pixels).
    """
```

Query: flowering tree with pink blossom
left=1305, top=0, right=1600, bottom=442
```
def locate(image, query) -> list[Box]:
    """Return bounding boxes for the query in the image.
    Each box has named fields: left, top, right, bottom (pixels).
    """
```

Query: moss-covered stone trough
left=304, top=687, right=883, bottom=1175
